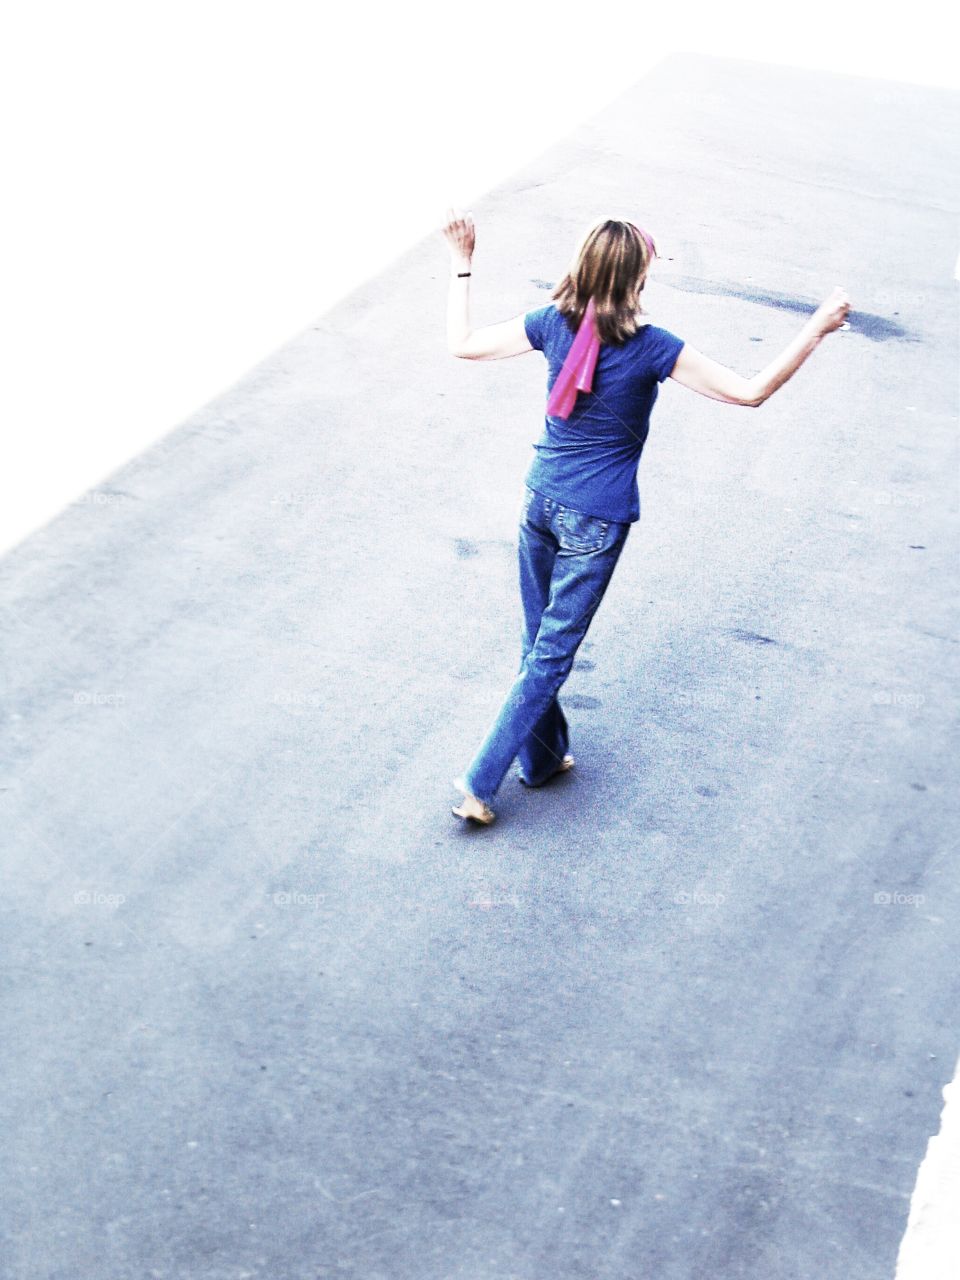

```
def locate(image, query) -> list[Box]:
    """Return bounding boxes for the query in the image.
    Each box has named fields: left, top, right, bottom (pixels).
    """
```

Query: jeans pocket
left=555, top=504, right=611, bottom=554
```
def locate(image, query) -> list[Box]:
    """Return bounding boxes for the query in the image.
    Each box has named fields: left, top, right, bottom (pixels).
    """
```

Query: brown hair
left=550, top=217, right=659, bottom=346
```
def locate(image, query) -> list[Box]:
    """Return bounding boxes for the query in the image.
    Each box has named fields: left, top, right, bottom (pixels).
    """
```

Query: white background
left=1, top=0, right=957, bottom=554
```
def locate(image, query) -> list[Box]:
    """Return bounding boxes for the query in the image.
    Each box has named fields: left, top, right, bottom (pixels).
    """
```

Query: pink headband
left=636, top=225, right=657, bottom=260
left=546, top=226, right=656, bottom=420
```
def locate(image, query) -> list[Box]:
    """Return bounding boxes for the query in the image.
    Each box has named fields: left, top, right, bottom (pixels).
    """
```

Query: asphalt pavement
left=2, top=52, right=959, bottom=1280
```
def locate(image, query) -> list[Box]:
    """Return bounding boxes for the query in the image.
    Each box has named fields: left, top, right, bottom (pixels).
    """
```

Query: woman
left=442, top=208, right=850, bottom=825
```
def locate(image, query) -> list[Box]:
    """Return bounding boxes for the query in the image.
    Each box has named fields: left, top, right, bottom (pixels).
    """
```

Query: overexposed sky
left=1, top=0, right=957, bottom=554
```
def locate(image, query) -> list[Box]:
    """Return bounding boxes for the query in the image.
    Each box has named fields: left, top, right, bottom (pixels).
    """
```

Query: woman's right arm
left=668, top=286, right=851, bottom=407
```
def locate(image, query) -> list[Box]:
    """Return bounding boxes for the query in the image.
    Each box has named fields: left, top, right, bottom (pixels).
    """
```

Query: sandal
left=451, top=776, right=496, bottom=825
left=518, top=754, right=575, bottom=787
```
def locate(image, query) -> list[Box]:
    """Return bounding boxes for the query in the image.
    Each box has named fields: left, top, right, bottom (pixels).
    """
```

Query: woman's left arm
left=442, top=207, right=535, bottom=360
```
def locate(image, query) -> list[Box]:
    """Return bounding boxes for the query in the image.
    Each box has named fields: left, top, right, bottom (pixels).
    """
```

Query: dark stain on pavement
left=573, top=659, right=595, bottom=671
left=454, top=538, right=478, bottom=559
left=728, top=628, right=778, bottom=646
left=905, top=621, right=956, bottom=644
left=564, top=694, right=602, bottom=709
left=665, top=276, right=912, bottom=343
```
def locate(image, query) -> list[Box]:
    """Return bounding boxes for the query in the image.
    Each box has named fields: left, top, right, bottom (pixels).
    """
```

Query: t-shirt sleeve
left=524, top=305, right=551, bottom=352
left=652, top=327, right=685, bottom=381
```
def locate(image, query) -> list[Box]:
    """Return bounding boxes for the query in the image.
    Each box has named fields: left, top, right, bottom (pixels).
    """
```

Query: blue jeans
left=462, top=485, right=632, bottom=804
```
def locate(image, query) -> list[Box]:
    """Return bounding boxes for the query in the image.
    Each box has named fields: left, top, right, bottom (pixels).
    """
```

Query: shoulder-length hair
left=550, top=217, right=659, bottom=346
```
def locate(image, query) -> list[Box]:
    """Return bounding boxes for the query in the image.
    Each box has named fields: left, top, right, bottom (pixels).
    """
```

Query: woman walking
left=442, top=208, right=850, bottom=825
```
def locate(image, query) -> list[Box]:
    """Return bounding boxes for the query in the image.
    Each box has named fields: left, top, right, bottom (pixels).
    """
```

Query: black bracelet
left=457, top=271, right=471, bottom=277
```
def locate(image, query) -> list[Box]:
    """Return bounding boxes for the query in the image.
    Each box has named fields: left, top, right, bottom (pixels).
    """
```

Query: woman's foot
left=518, top=753, right=575, bottom=787
left=451, top=776, right=496, bottom=825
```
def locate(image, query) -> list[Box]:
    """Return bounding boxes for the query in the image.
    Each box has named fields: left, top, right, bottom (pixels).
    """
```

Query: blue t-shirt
left=523, top=303, right=684, bottom=523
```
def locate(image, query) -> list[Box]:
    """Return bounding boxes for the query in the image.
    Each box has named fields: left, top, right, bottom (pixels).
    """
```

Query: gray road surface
left=2, top=52, right=959, bottom=1280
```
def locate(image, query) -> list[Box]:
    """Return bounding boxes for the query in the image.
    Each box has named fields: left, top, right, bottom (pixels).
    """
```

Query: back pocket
left=556, top=504, right=611, bottom=553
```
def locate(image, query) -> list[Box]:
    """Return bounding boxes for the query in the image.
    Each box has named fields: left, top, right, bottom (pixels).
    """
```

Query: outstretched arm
left=668, top=286, right=851, bottom=406
left=441, top=207, right=536, bottom=360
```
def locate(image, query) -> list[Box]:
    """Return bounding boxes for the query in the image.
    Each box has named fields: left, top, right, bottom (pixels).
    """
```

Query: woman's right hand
left=810, top=286, right=852, bottom=335
left=442, top=207, right=476, bottom=265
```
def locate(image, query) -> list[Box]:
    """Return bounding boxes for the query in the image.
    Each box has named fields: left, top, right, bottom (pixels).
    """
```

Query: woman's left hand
left=442, top=207, right=475, bottom=264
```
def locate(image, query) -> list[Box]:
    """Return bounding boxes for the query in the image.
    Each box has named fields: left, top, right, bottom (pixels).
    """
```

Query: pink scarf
left=546, top=296, right=600, bottom=420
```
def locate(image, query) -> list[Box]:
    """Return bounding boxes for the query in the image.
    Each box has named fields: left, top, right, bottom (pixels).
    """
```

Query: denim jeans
left=462, top=485, right=631, bottom=804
